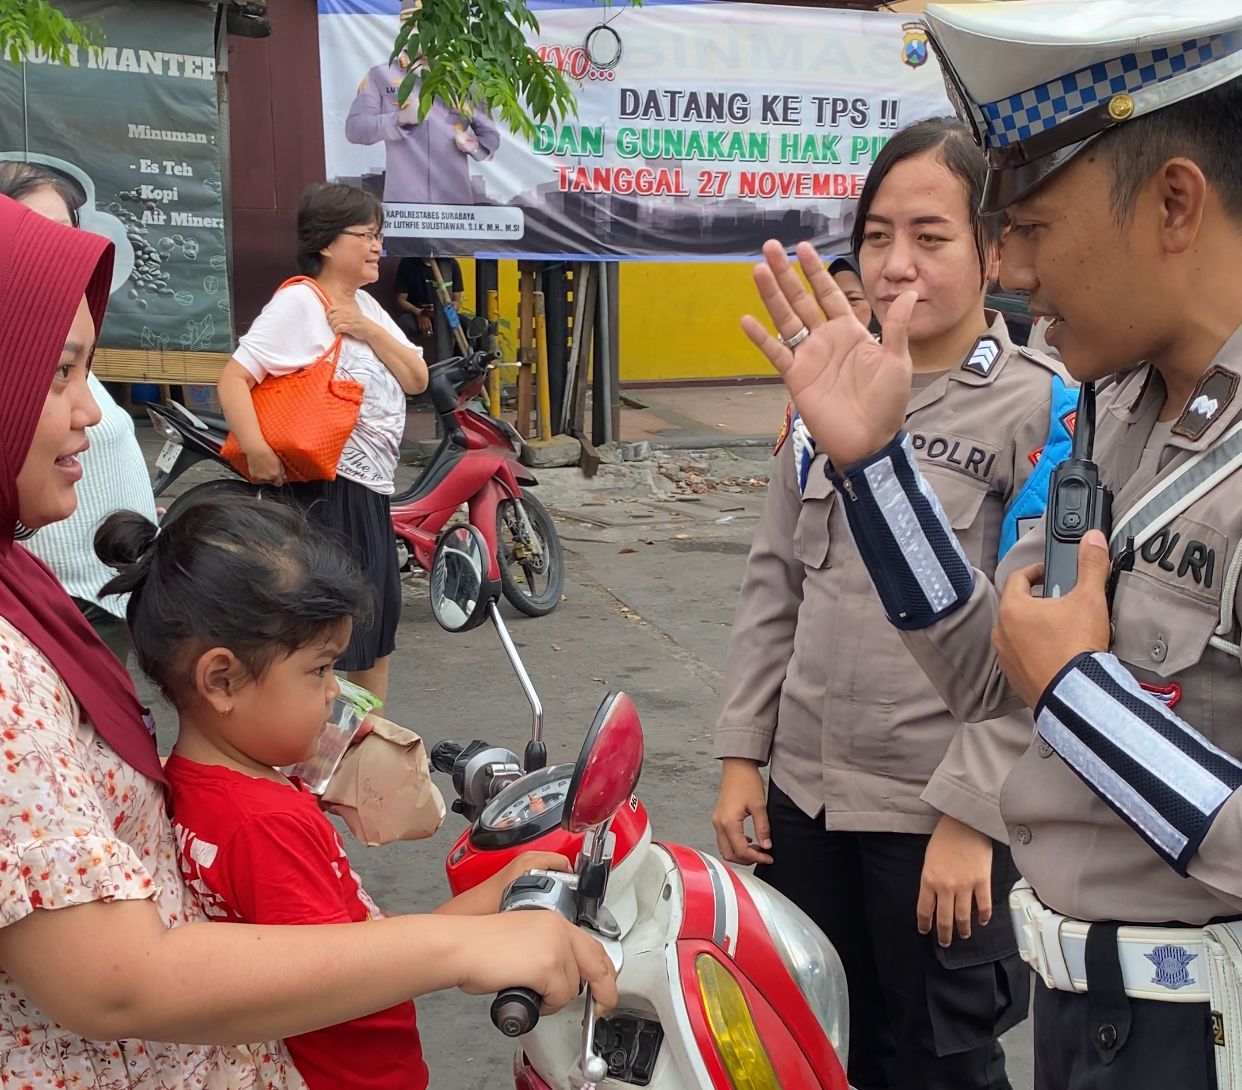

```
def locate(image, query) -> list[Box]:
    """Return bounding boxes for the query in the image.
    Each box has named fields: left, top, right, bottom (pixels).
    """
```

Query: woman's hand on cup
left=244, top=441, right=286, bottom=485
left=742, top=239, right=915, bottom=468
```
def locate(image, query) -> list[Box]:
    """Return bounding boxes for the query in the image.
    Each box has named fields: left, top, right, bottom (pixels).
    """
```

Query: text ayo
left=910, top=433, right=997, bottom=480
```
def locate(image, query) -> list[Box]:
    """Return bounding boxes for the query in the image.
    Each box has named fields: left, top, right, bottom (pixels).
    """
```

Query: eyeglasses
left=341, top=229, right=384, bottom=245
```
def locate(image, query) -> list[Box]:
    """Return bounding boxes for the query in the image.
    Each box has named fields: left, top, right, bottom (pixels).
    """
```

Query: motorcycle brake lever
left=576, top=989, right=609, bottom=1089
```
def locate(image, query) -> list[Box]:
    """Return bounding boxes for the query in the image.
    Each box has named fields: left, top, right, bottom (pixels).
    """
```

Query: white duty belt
left=1010, top=881, right=1210, bottom=1002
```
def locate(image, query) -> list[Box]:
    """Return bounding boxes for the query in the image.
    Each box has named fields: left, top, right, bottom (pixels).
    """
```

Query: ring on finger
left=780, top=326, right=810, bottom=350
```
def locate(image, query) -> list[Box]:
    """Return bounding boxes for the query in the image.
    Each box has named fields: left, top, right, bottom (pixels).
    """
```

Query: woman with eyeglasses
left=219, top=182, right=428, bottom=702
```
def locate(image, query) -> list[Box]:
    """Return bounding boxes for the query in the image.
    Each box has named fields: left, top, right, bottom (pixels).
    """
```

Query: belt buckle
left=1013, top=893, right=1053, bottom=988
left=1011, top=888, right=1059, bottom=989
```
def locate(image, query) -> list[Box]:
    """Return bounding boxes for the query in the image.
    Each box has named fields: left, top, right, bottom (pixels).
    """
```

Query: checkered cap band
left=980, top=32, right=1242, bottom=149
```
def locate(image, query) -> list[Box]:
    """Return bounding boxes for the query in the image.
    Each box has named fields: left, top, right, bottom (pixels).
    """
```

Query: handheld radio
left=1043, top=382, right=1113, bottom=598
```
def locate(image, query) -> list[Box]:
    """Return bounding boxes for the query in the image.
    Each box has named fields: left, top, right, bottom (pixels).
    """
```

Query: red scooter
left=146, top=350, right=565, bottom=617
left=426, top=524, right=852, bottom=1090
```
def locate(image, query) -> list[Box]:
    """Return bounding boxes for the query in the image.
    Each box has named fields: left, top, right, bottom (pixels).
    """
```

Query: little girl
left=97, top=496, right=567, bottom=1090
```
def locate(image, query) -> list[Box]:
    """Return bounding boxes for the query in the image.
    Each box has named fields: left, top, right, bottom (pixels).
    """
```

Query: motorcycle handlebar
left=491, top=987, right=541, bottom=1037
left=425, top=350, right=500, bottom=442
left=429, top=739, right=463, bottom=775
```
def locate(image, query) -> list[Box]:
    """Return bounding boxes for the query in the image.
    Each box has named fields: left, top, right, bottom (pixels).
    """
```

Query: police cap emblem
left=902, top=22, right=929, bottom=69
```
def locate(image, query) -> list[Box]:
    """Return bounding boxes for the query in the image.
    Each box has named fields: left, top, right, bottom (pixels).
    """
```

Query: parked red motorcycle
left=426, top=524, right=852, bottom=1090
left=146, top=349, right=565, bottom=616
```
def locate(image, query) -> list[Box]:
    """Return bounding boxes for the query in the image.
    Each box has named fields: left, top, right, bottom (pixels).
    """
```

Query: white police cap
left=922, top=0, right=1242, bottom=211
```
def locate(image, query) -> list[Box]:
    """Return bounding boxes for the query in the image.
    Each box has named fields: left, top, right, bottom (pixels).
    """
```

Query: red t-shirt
left=165, top=753, right=429, bottom=1090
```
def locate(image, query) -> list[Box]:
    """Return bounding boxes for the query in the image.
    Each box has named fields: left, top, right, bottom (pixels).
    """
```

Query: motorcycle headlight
left=733, top=869, right=850, bottom=1068
left=694, top=954, right=781, bottom=1090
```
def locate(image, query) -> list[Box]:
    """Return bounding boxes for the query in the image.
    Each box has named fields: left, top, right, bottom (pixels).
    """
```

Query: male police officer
left=742, top=2, right=1242, bottom=1088
left=345, top=5, right=501, bottom=205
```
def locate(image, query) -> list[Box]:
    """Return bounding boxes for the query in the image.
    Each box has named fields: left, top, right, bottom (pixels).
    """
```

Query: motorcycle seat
left=195, top=411, right=230, bottom=435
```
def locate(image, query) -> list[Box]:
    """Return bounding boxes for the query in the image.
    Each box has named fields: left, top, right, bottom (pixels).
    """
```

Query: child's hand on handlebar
left=455, top=911, right=618, bottom=1014
left=488, top=851, right=572, bottom=910
left=437, top=851, right=571, bottom=916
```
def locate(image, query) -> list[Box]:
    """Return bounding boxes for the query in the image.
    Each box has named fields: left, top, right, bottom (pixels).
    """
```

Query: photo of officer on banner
left=345, top=3, right=500, bottom=206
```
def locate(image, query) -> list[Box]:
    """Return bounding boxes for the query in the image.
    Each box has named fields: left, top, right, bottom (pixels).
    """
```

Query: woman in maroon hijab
left=0, top=195, right=614, bottom=1089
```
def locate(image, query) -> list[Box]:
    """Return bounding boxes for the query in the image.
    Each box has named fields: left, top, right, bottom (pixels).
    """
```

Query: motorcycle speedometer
left=472, top=763, right=575, bottom=849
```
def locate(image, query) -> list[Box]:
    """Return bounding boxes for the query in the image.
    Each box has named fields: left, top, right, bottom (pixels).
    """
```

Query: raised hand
left=742, top=239, right=917, bottom=467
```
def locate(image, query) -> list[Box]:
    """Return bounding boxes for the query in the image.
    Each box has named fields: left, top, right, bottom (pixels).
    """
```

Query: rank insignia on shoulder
left=963, top=337, right=1000, bottom=377
left=773, top=402, right=793, bottom=455
left=1174, top=365, right=1239, bottom=440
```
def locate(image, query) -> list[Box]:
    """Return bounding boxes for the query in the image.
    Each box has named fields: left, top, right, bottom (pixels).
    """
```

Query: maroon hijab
left=0, top=194, right=165, bottom=783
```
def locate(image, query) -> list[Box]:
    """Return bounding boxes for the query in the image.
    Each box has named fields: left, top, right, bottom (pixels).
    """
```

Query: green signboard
left=0, top=0, right=232, bottom=352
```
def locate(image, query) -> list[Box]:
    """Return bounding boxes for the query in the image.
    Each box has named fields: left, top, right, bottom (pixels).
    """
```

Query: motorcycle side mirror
left=464, top=314, right=490, bottom=340
left=430, top=524, right=501, bottom=633
left=562, top=691, right=644, bottom=834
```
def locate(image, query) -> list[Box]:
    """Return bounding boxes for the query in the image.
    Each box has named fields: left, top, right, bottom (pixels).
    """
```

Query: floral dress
left=0, top=616, right=307, bottom=1089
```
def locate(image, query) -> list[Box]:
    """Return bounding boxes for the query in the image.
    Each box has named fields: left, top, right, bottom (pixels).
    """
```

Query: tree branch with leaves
left=0, top=0, right=100, bottom=67
left=392, top=0, right=640, bottom=140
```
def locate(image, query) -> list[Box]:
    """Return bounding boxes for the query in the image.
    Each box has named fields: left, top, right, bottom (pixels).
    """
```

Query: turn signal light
left=695, top=953, right=781, bottom=1090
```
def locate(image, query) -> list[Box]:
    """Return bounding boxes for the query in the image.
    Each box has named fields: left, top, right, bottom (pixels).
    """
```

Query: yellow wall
left=455, top=258, right=769, bottom=384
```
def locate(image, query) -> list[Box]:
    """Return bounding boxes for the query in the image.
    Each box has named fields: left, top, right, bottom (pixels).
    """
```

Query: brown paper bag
left=320, top=715, right=446, bottom=846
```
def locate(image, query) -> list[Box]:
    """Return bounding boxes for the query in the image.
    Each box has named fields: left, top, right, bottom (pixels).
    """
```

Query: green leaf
left=385, top=0, right=639, bottom=133
left=0, top=0, right=101, bottom=67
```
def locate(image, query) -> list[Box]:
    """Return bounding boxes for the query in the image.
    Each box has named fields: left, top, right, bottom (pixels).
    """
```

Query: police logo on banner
left=1145, top=944, right=1198, bottom=991
left=902, top=22, right=929, bottom=68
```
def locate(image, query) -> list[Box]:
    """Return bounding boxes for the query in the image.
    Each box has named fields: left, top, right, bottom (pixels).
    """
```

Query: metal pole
left=486, top=287, right=501, bottom=416
left=592, top=262, right=613, bottom=446
left=542, top=263, right=568, bottom=434
left=488, top=602, right=543, bottom=746
left=607, top=262, right=621, bottom=440
left=534, top=291, right=553, bottom=441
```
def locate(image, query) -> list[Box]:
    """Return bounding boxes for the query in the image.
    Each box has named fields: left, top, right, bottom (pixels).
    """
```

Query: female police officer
left=713, top=116, right=1074, bottom=1090
left=744, top=4, right=1242, bottom=1088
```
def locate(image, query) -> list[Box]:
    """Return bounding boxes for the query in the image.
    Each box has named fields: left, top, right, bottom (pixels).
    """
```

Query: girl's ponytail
left=91, top=494, right=370, bottom=705
left=96, top=510, right=159, bottom=598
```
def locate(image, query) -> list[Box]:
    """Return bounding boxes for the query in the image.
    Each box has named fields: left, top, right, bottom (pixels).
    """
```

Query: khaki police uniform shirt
left=903, top=324, right=1242, bottom=925
left=345, top=62, right=501, bottom=205
left=715, top=315, right=1067, bottom=839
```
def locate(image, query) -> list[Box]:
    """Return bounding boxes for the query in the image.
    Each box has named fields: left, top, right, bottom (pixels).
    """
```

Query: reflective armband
left=826, top=431, right=975, bottom=630
left=1037, top=652, right=1242, bottom=874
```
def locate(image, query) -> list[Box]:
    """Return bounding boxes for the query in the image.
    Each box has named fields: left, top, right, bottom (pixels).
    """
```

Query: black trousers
left=1033, top=923, right=1218, bottom=1090
left=758, top=782, right=1029, bottom=1090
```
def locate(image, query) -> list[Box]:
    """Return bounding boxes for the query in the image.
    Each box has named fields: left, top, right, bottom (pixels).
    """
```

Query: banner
left=0, top=0, right=231, bottom=352
left=319, top=0, right=950, bottom=260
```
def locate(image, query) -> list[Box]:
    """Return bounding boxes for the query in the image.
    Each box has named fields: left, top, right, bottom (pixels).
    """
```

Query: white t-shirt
left=233, top=284, right=419, bottom=494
